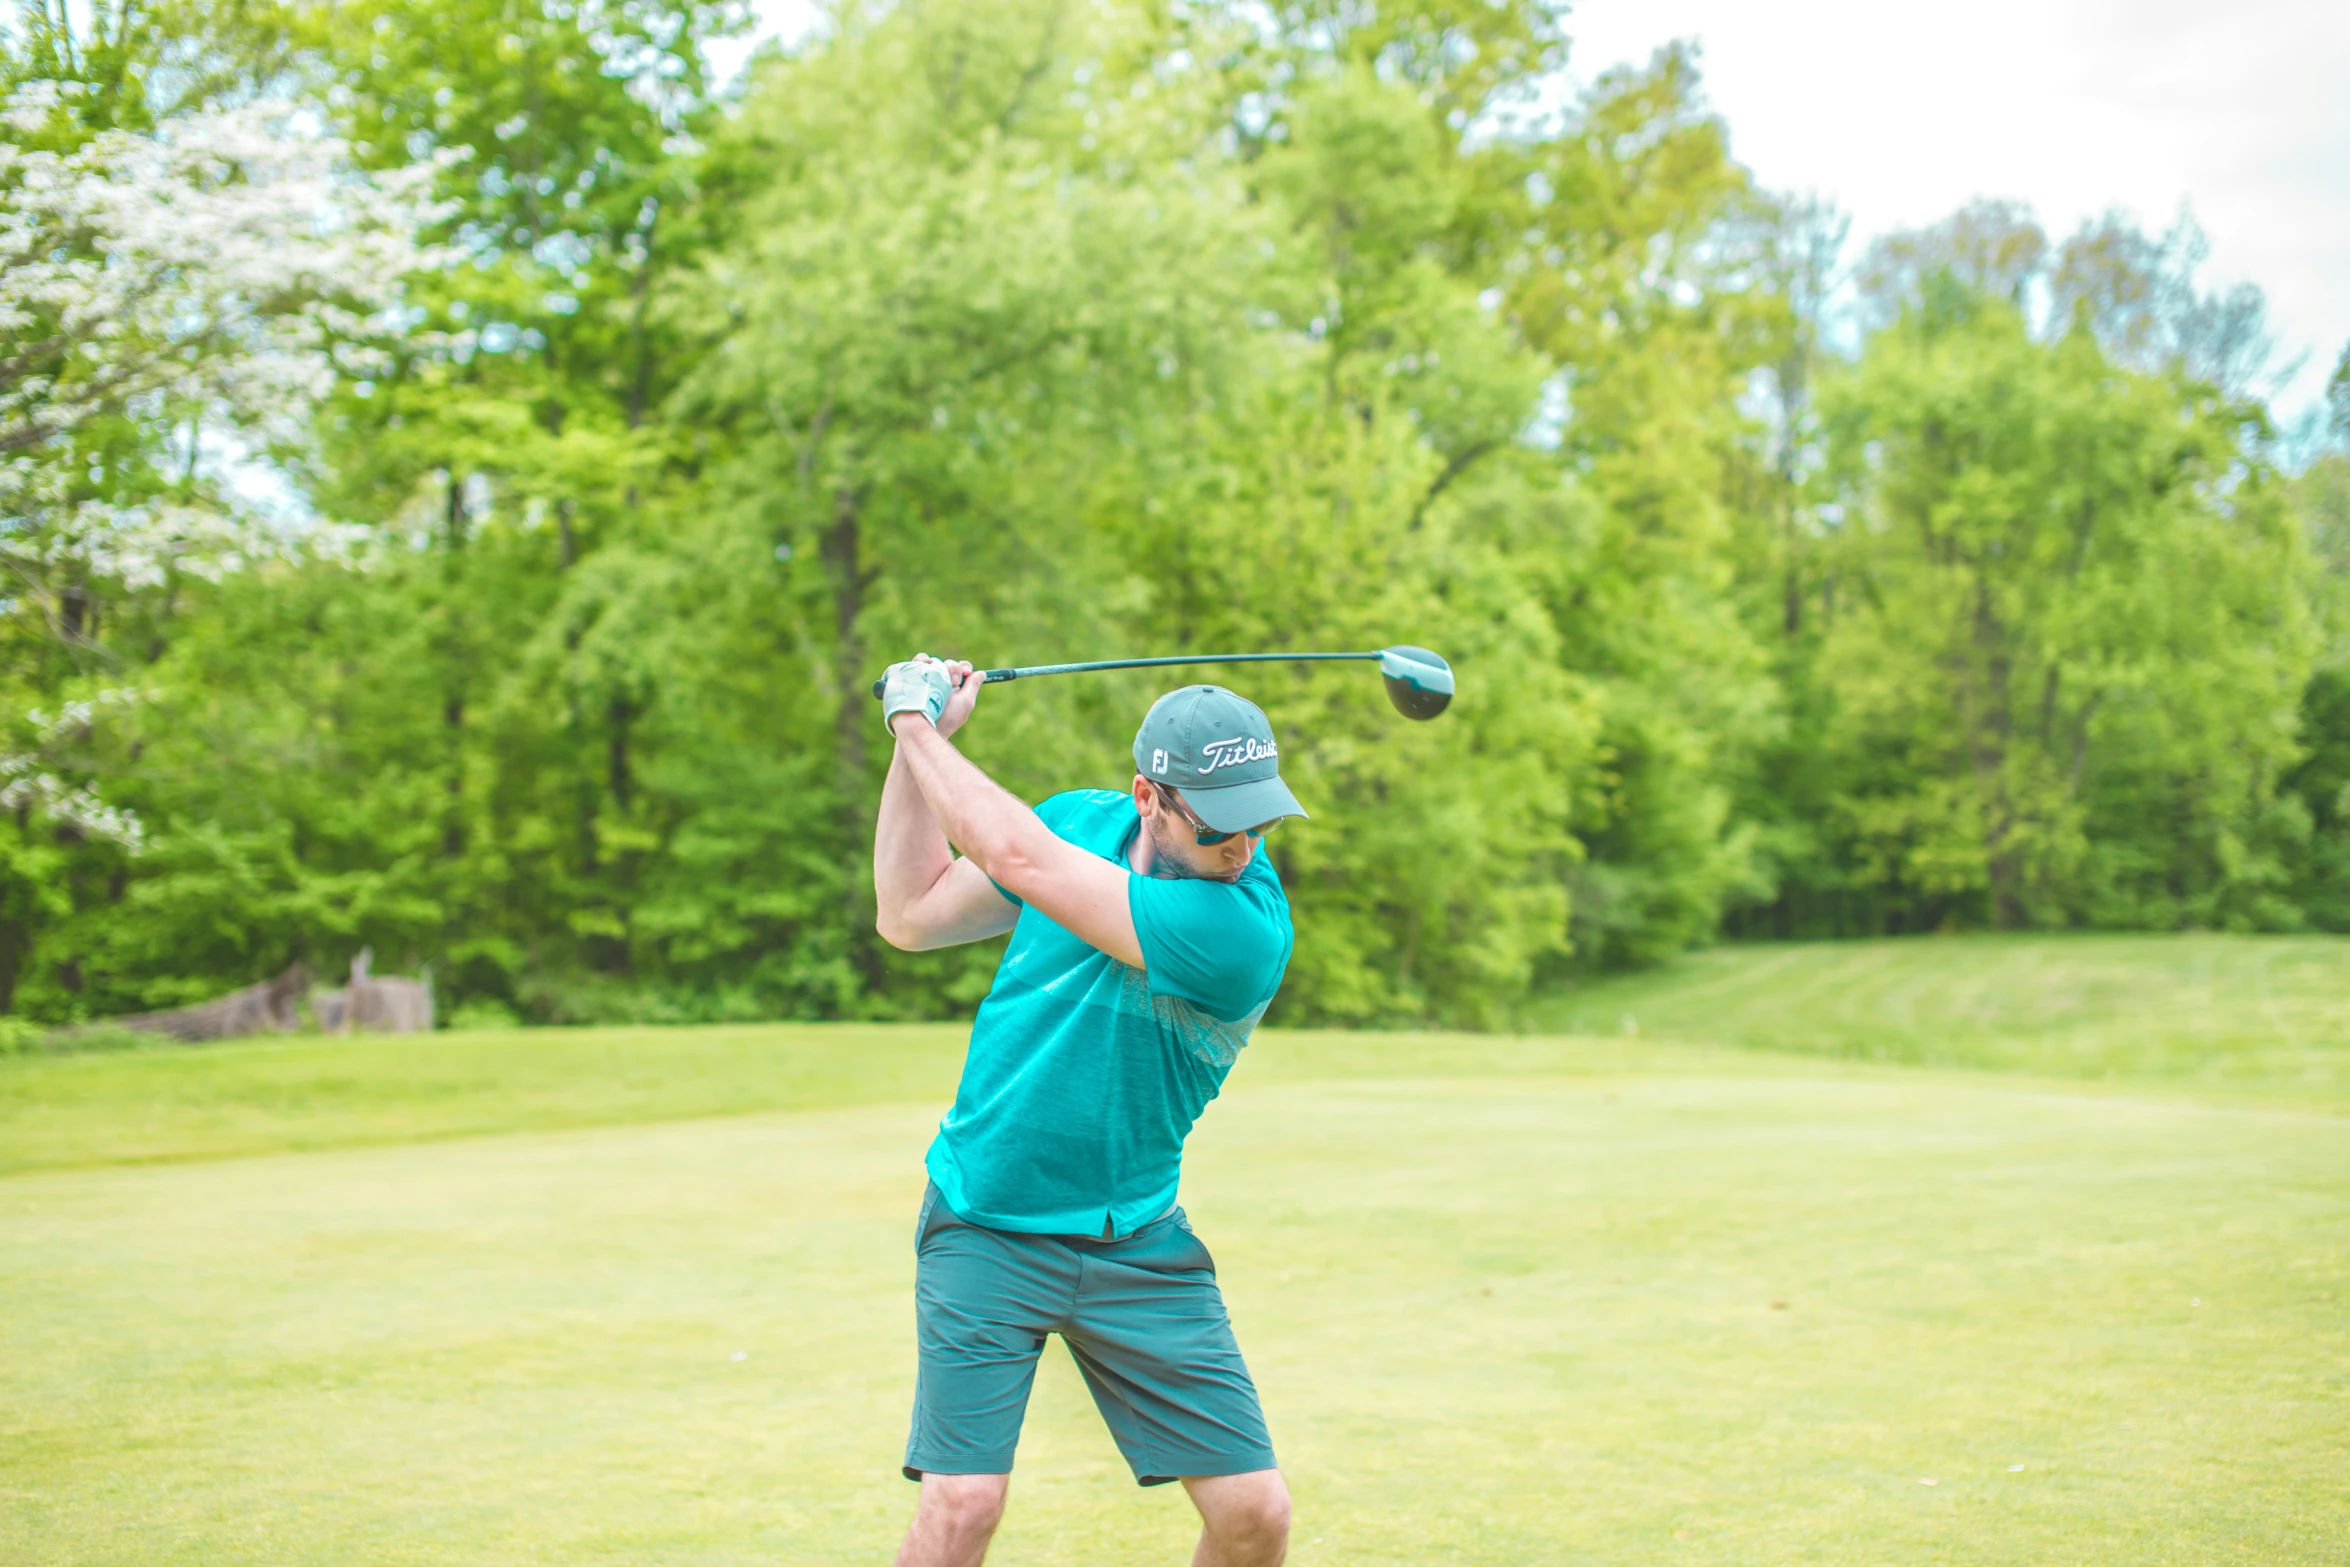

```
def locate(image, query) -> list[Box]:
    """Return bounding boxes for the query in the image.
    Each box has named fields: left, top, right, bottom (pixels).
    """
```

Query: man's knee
left=898, top=1473, right=1010, bottom=1567
left=1230, top=1486, right=1290, bottom=1546
left=920, top=1471, right=1009, bottom=1535
left=1190, top=1469, right=1291, bottom=1554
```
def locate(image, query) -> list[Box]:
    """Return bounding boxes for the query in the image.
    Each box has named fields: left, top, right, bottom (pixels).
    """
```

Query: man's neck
left=1127, top=813, right=1160, bottom=877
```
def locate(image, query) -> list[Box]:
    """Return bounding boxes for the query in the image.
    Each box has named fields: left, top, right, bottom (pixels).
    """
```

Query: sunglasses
left=1154, top=784, right=1280, bottom=847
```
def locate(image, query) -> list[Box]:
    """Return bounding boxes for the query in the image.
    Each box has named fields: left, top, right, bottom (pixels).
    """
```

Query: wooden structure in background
left=311, top=948, right=434, bottom=1035
left=113, top=964, right=310, bottom=1043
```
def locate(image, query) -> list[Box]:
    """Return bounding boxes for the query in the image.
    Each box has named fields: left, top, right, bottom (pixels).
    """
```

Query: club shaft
left=870, top=651, right=1380, bottom=701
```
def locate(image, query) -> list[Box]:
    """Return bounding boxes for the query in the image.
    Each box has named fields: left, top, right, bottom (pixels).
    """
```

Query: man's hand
left=934, top=659, right=980, bottom=738
left=874, top=656, right=1017, bottom=952
left=885, top=657, right=982, bottom=740
left=881, top=655, right=955, bottom=732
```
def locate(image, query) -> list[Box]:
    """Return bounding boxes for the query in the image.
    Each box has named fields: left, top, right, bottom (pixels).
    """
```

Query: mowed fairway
left=1528, top=932, right=2350, bottom=1099
left=4, top=941, right=2348, bottom=1564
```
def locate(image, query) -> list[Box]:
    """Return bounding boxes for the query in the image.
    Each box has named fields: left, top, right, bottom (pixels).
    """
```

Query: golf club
left=869, top=646, right=1455, bottom=720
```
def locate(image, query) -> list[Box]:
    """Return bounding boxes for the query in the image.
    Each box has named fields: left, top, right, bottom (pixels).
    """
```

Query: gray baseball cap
left=1132, top=685, right=1308, bottom=832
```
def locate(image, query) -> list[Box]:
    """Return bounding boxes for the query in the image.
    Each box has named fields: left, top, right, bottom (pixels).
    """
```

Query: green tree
left=1810, top=283, right=2312, bottom=929
left=12, top=0, right=2337, bottom=1035
left=1470, top=48, right=1782, bottom=966
left=0, top=3, right=434, bottom=1016
left=2279, top=343, right=2350, bottom=927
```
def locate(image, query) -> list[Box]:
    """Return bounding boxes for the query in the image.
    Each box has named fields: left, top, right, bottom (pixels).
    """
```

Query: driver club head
left=1379, top=646, right=1454, bottom=720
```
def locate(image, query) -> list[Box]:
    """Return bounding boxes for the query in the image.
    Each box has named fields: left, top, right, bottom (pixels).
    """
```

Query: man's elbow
left=876, top=910, right=930, bottom=952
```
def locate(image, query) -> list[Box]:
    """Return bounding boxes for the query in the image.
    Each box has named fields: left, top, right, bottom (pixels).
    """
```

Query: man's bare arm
left=886, top=712, right=1144, bottom=968
left=873, top=665, right=1019, bottom=951
left=874, top=761, right=1019, bottom=950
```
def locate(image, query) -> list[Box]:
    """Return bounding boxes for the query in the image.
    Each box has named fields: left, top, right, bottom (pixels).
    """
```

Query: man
left=872, top=653, right=1306, bottom=1567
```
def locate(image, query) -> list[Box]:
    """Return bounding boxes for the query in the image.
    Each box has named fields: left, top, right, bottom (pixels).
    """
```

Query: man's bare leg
left=896, top=1473, right=1009, bottom=1567
left=1182, top=1470, right=1291, bottom=1567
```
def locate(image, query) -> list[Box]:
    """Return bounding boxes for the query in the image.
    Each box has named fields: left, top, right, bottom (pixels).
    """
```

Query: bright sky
left=724, top=0, right=2350, bottom=425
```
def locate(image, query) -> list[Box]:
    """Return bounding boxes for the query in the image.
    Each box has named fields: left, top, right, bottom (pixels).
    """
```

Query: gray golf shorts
left=904, top=1181, right=1276, bottom=1486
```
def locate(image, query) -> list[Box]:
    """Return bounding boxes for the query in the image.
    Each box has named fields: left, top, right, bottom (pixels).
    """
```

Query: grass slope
left=10, top=931, right=2347, bottom=1182
left=0, top=1022, right=1850, bottom=1180
left=3, top=1075, right=2343, bottom=1564
left=4, top=934, right=2348, bottom=1562
left=1529, top=932, right=2350, bottom=1101
left=0, top=1024, right=969, bottom=1177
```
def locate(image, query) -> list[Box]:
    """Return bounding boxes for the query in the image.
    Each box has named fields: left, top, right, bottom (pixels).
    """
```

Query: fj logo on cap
left=1152, top=748, right=1168, bottom=775
left=1198, top=736, right=1277, bottom=775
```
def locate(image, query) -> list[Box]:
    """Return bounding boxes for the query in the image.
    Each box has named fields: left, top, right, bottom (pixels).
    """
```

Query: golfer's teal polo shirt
left=923, top=789, right=1293, bottom=1239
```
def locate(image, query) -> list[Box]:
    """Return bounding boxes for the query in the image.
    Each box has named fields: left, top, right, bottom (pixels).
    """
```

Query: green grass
left=4, top=935, right=2348, bottom=1563
left=1529, top=932, right=2350, bottom=1101
left=0, top=1021, right=1848, bottom=1181
left=0, top=1023, right=970, bottom=1177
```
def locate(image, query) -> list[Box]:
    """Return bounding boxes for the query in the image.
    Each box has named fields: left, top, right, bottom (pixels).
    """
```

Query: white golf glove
left=880, top=654, right=954, bottom=732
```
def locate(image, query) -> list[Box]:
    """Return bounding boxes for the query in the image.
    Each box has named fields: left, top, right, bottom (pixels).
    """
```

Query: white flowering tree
left=0, top=0, right=744, bottom=1022
left=0, top=70, right=443, bottom=1013
left=1, top=79, right=444, bottom=595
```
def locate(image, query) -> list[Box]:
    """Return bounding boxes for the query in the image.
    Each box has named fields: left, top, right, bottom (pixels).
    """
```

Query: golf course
left=3, top=933, right=2344, bottom=1564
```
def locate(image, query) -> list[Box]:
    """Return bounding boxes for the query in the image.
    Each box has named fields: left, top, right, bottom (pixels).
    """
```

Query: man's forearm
left=873, top=734, right=956, bottom=926
left=886, top=714, right=1143, bottom=967
left=887, top=716, right=1051, bottom=879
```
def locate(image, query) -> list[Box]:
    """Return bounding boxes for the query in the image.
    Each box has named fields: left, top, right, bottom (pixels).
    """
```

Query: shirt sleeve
left=988, top=790, right=1099, bottom=909
left=1127, top=872, right=1293, bottom=1023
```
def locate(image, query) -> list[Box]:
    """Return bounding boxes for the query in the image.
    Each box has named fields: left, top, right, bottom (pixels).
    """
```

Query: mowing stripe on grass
left=0, top=1023, right=970, bottom=1177
left=1527, top=932, right=2350, bottom=1103
left=3, top=1070, right=2343, bottom=1564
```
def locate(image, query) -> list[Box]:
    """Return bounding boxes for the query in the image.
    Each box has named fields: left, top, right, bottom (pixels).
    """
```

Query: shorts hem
left=1129, top=1449, right=1279, bottom=1488
left=903, top=1455, right=1017, bottom=1483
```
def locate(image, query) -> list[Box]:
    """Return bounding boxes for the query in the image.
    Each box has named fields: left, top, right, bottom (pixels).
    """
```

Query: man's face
left=1134, top=778, right=1259, bottom=883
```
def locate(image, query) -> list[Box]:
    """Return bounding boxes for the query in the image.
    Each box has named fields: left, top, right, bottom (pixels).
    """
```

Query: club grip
left=867, top=667, right=1018, bottom=700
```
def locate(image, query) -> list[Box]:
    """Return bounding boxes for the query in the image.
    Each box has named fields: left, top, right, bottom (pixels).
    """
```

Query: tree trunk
left=0, top=922, right=21, bottom=1015
left=601, top=694, right=635, bottom=976
left=442, top=469, right=469, bottom=859
left=822, top=485, right=886, bottom=998
left=578, top=780, right=599, bottom=876
left=608, top=695, right=632, bottom=811
left=1957, top=565, right=2024, bottom=926
left=446, top=471, right=467, bottom=551
left=442, top=694, right=466, bottom=859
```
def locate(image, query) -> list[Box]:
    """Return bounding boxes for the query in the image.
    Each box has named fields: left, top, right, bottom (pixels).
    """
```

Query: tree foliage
left=1734, top=208, right=2324, bottom=937
left=0, top=0, right=2336, bottom=1028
